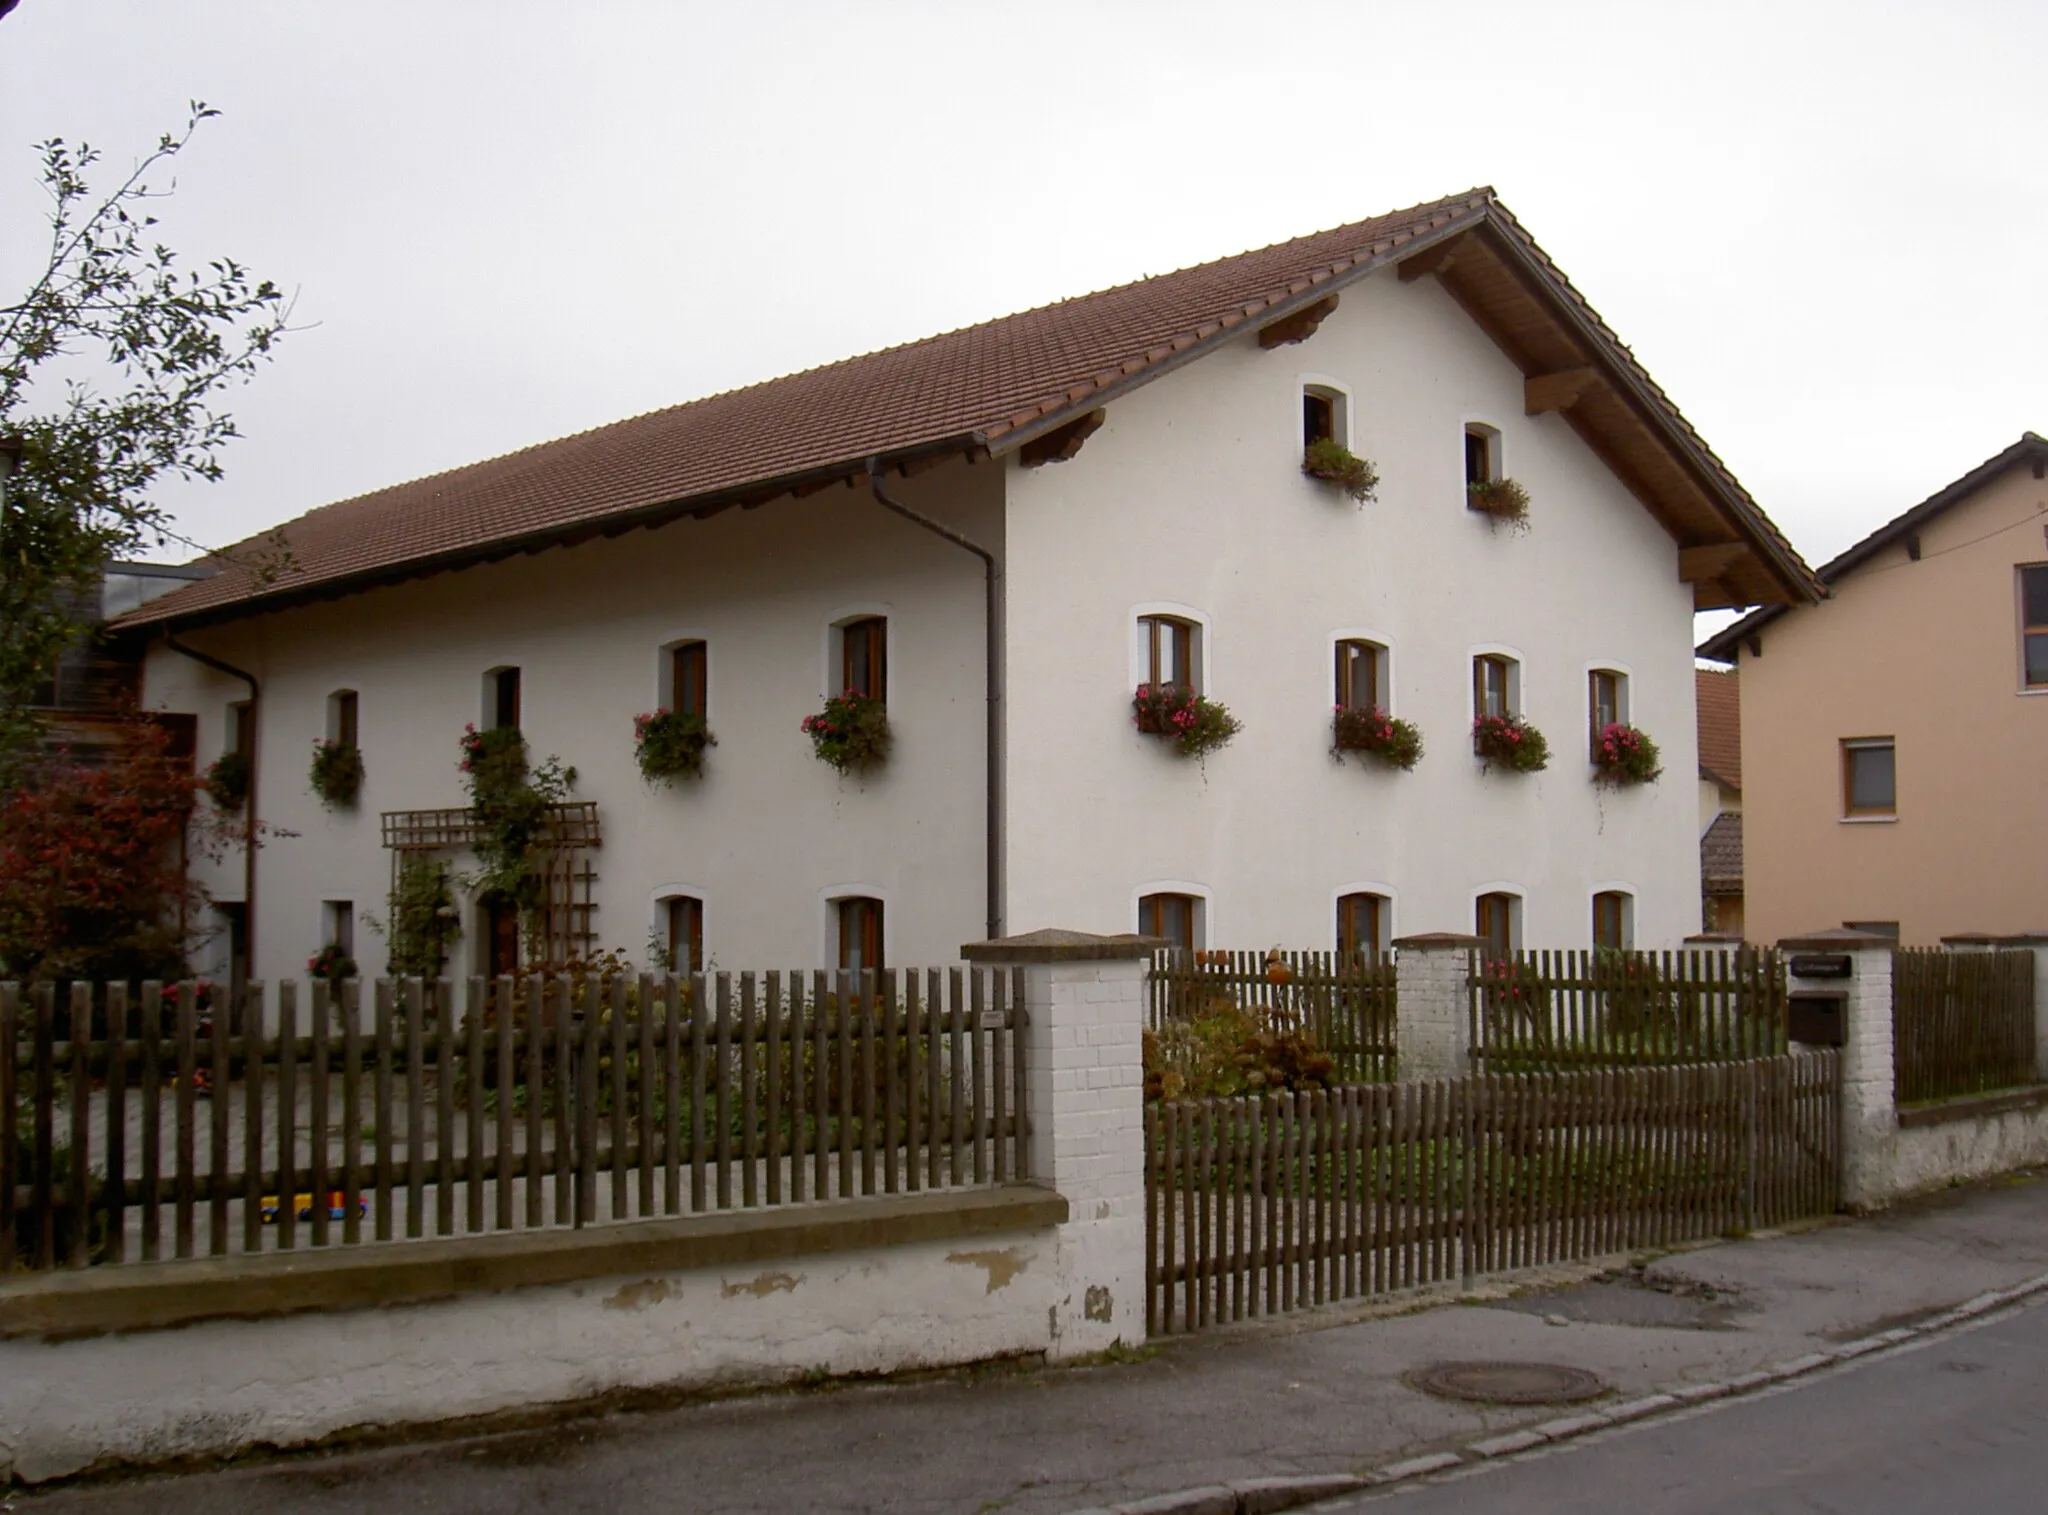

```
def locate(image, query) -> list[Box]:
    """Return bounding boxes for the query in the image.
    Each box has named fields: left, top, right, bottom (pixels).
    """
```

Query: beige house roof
left=121, top=189, right=1818, bottom=634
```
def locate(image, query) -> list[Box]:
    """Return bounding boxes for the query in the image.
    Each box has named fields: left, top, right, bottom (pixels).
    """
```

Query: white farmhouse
left=118, top=188, right=1818, bottom=986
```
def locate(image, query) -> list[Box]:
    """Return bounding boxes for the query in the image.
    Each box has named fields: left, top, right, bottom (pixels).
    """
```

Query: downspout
left=163, top=634, right=259, bottom=980
left=866, top=458, right=1003, bottom=942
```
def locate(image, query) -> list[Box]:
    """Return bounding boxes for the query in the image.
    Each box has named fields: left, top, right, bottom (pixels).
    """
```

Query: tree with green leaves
left=0, top=102, right=292, bottom=780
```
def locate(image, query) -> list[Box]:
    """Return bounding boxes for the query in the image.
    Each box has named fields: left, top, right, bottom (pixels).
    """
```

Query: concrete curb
left=1060, top=1270, right=2048, bottom=1514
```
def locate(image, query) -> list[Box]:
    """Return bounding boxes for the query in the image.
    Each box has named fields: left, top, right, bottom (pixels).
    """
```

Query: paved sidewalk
left=21, top=1171, right=2048, bottom=1515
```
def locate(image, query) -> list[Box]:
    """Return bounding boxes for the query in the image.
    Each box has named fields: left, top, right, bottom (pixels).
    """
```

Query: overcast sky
left=5, top=0, right=2044, bottom=633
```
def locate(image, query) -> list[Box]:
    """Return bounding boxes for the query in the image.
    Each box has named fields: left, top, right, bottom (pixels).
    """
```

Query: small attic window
left=1303, top=389, right=1337, bottom=448
left=1464, top=425, right=1498, bottom=487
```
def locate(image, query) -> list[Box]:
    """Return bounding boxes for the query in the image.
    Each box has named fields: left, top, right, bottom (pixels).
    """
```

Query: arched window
left=1139, top=614, right=1201, bottom=692
left=660, top=894, right=705, bottom=974
left=835, top=896, right=884, bottom=973
left=838, top=617, right=887, bottom=702
left=1139, top=891, right=1202, bottom=951
left=1588, top=668, right=1627, bottom=757
left=1473, top=654, right=1518, bottom=721
left=1476, top=891, right=1520, bottom=961
left=1592, top=890, right=1633, bottom=951
left=486, top=666, right=521, bottom=730
left=1336, top=892, right=1389, bottom=959
left=1335, top=639, right=1386, bottom=711
left=1464, top=423, right=1500, bottom=488
left=327, top=689, right=359, bottom=748
left=1303, top=384, right=1348, bottom=449
left=666, top=642, right=708, bottom=719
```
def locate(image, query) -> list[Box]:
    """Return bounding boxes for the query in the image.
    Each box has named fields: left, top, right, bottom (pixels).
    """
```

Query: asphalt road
left=1347, top=1295, right=2048, bottom=1514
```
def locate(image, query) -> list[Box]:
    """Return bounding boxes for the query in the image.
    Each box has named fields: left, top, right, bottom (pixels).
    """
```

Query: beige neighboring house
left=1700, top=433, right=2048, bottom=944
left=1695, top=667, right=1743, bottom=935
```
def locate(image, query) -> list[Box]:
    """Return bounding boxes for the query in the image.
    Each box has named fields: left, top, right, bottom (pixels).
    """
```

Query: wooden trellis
left=379, top=802, right=603, bottom=969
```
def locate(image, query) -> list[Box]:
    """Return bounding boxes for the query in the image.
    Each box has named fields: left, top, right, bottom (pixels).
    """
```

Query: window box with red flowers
left=1592, top=722, right=1662, bottom=785
left=1332, top=705, right=1423, bottom=770
left=308, top=739, right=364, bottom=808
left=1132, top=682, right=1241, bottom=759
left=308, top=943, right=358, bottom=982
left=802, top=690, right=891, bottom=776
left=633, top=708, right=716, bottom=784
left=1472, top=712, right=1549, bottom=773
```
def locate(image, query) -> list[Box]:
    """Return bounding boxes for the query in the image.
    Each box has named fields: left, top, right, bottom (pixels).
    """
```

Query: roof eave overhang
left=117, top=433, right=989, bottom=637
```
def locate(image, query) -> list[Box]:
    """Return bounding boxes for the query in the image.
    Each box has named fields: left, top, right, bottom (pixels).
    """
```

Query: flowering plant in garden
left=1472, top=712, right=1550, bottom=772
left=458, top=724, right=528, bottom=804
left=1592, top=722, right=1662, bottom=785
left=1301, top=438, right=1380, bottom=503
left=633, top=708, right=716, bottom=784
left=1132, top=683, right=1242, bottom=760
left=202, top=749, right=250, bottom=809
left=1475, top=956, right=1552, bottom=1023
left=801, top=690, right=892, bottom=775
left=1143, top=1000, right=1335, bottom=1102
left=308, top=738, right=364, bottom=808
left=1467, top=476, right=1531, bottom=530
left=1331, top=705, right=1423, bottom=770
left=307, top=943, right=357, bottom=981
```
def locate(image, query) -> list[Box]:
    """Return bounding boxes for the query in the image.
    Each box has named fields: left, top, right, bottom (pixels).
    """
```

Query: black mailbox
left=1788, top=954, right=1854, bottom=979
left=1788, top=989, right=1847, bottom=1047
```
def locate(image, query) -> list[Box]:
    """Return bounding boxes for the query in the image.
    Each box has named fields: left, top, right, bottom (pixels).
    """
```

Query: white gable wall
left=144, top=463, right=1000, bottom=983
left=1002, top=265, right=1702, bottom=949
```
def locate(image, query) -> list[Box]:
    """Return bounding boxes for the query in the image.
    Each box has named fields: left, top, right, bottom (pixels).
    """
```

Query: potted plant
left=202, top=750, right=250, bottom=809
left=1132, top=682, right=1241, bottom=759
left=459, top=723, right=528, bottom=803
left=1301, top=439, right=1380, bottom=504
left=1331, top=705, right=1423, bottom=770
left=1592, top=722, right=1662, bottom=785
left=1467, top=476, right=1531, bottom=529
left=308, top=942, right=358, bottom=982
left=633, top=708, right=717, bottom=784
left=1472, top=712, right=1549, bottom=772
left=309, top=738, right=364, bottom=808
left=802, top=690, right=892, bottom=775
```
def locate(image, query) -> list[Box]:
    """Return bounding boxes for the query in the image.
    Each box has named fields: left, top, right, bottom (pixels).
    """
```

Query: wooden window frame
left=1138, top=891, right=1201, bottom=952
left=490, top=667, right=521, bottom=731
left=329, top=690, right=359, bottom=749
left=1335, top=639, right=1384, bottom=712
left=2021, top=564, right=2048, bottom=689
left=664, top=895, right=705, bottom=975
left=1841, top=737, right=1897, bottom=818
left=1592, top=890, right=1631, bottom=951
left=1473, top=655, right=1513, bottom=721
left=229, top=699, right=255, bottom=757
left=839, top=618, right=887, bottom=703
left=1336, top=892, right=1387, bottom=959
left=1140, top=615, right=1200, bottom=693
left=668, top=641, right=708, bottom=719
left=1475, top=892, right=1517, bottom=961
left=1588, top=669, right=1622, bottom=758
left=1303, top=389, right=1336, bottom=448
left=1464, top=426, right=1496, bottom=487
left=323, top=900, right=355, bottom=958
left=835, top=896, right=884, bottom=974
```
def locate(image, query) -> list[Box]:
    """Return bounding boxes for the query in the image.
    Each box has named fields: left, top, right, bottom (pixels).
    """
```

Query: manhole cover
left=1406, top=1361, right=1609, bottom=1405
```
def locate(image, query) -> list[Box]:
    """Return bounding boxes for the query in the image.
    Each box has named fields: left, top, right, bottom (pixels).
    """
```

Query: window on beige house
left=1842, top=738, right=1896, bottom=817
left=2022, top=565, right=2048, bottom=688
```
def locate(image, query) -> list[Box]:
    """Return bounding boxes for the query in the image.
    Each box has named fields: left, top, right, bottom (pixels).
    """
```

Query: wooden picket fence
left=2, top=967, right=1027, bottom=1272
left=1146, top=1053, right=1839, bottom=1334
left=1149, top=949, right=1397, bottom=1082
left=1469, top=949, right=1786, bottom=1072
left=1893, top=949, right=2038, bottom=1104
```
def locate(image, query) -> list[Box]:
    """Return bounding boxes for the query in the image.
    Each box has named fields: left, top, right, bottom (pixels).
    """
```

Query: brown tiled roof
left=1701, top=810, right=1744, bottom=892
left=1695, top=668, right=1741, bottom=791
left=121, top=186, right=1810, bottom=631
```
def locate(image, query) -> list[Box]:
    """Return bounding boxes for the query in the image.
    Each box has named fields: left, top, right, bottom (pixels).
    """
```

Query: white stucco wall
left=1002, top=266, right=1702, bottom=950
left=0, top=1224, right=1057, bottom=1484
left=144, top=463, right=1000, bottom=981
left=1893, top=1103, right=2048, bottom=1203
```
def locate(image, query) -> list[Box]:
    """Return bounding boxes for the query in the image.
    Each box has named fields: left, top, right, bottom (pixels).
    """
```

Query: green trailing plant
left=1301, top=438, right=1380, bottom=503
left=308, top=738, right=363, bottom=807
left=375, top=852, right=460, bottom=980
left=1472, top=713, right=1549, bottom=773
left=1592, top=722, right=1662, bottom=785
left=1132, top=682, right=1242, bottom=760
left=458, top=724, right=578, bottom=918
left=633, top=708, right=716, bottom=784
left=1467, top=476, right=1531, bottom=530
left=801, top=690, right=892, bottom=776
left=1332, top=705, right=1423, bottom=770
left=202, top=749, right=250, bottom=809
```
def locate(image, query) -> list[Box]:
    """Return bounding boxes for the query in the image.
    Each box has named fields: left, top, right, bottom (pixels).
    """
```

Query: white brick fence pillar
left=961, top=929, right=1152, bottom=1358
left=1781, top=929, right=1896, bottom=1211
left=1392, top=932, right=1482, bottom=1081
